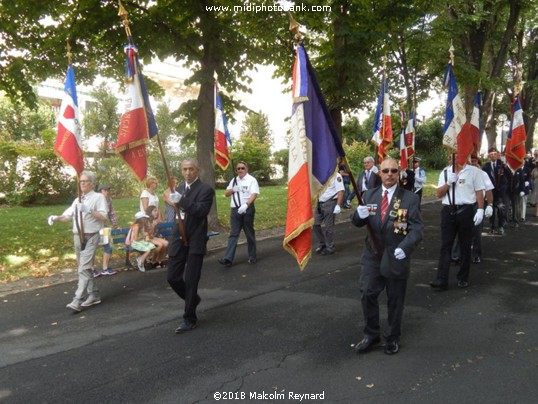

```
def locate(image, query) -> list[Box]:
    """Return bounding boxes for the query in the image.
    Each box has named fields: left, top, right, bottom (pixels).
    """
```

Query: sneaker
left=66, top=299, right=82, bottom=312
left=248, top=258, right=257, bottom=265
left=136, top=257, right=145, bottom=272
left=457, top=280, right=469, bottom=288
left=101, top=268, right=117, bottom=276
left=81, top=294, right=101, bottom=307
left=92, top=269, right=102, bottom=278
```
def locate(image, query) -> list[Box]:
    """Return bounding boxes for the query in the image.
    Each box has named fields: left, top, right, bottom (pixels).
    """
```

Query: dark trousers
left=167, top=248, right=203, bottom=323
left=360, top=271, right=407, bottom=342
left=437, top=205, right=475, bottom=284
left=490, top=194, right=507, bottom=230
left=223, top=206, right=256, bottom=262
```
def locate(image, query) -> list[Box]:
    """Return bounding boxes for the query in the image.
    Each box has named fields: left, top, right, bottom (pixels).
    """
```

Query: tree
left=0, top=97, right=54, bottom=142
left=241, top=110, right=272, bottom=145
left=230, top=136, right=273, bottom=183
left=83, top=82, right=120, bottom=158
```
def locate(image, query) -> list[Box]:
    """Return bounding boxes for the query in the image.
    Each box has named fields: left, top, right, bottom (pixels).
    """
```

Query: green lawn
left=0, top=175, right=440, bottom=283
left=0, top=185, right=289, bottom=282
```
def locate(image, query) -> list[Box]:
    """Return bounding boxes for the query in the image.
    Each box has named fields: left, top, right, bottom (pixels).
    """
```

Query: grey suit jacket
left=351, top=186, right=424, bottom=279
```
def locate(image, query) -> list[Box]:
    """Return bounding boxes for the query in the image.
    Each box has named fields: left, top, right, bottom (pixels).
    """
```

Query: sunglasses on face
left=381, top=168, right=399, bottom=174
left=237, top=167, right=246, bottom=171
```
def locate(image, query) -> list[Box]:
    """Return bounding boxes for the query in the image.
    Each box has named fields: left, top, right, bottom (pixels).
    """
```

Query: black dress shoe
left=218, top=258, right=232, bottom=267
left=429, top=280, right=448, bottom=291
left=248, top=258, right=257, bottom=264
left=457, top=280, right=469, bottom=288
left=315, top=246, right=325, bottom=254
left=354, top=335, right=381, bottom=354
left=321, top=249, right=334, bottom=256
left=175, top=319, right=196, bottom=334
left=384, top=340, right=399, bottom=355
left=472, top=256, right=481, bottom=264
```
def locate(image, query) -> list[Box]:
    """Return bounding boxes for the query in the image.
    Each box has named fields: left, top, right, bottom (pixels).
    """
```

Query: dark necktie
left=380, top=190, right=389, bottom=222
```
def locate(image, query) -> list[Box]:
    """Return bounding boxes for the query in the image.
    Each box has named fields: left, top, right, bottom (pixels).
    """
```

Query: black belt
left=319, top=199, right=337, bottom=204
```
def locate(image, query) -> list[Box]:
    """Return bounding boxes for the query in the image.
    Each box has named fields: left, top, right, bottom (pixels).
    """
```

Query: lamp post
left=498, top=113, right=507, bottom=152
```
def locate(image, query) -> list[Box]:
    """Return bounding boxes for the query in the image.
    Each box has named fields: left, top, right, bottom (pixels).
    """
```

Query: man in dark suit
left=351, top=158, right=424, bottom=355
left=345, top=156, right=381, bottom=207
left=168, top=158, right=214, bottom=333
left=482, top=147, right=508, bottom=234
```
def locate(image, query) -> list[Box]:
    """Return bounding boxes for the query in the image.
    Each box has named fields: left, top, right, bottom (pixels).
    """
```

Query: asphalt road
left=1, top=201, right=537, bottom=404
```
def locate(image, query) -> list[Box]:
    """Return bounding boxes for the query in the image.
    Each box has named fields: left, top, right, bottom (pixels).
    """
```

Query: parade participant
left=338, top=157, right=351, bottom=208
left=483, top=148, right=507, bottom=234
left=218, top=161, right=260, bottom=267
left=47, top=171, right=108, bottom=312
left=93, top=184, right=118, bottom=277
left=412, top=157, right=427, bottom=207
left=399, top=160, right=415, bottom=192
left=351, top=158, right=423, bottom=355
left=314, top=171, right=345, bottom=256
left=471, top=156, right=494, bottom=263
left=345, top=156, right=381, bottom=208
left=167, top=158, right=214, bottom=333
left=431, top=154, right=485, bottom=290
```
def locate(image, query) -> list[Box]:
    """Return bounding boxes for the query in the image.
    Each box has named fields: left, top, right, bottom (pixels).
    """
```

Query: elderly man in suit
left=168, top=158, right=215, bottom=333
left=345, top=156, right=381, bottom=208
left=351, top=158, right=424, bottom=355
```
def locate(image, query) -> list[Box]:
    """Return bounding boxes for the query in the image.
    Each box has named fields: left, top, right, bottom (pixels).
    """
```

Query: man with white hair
left=48, top=171, right=108, bottom=311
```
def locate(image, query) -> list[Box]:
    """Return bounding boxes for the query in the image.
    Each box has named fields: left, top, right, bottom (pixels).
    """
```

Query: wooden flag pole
left=118, top=0, right=188, bottom=245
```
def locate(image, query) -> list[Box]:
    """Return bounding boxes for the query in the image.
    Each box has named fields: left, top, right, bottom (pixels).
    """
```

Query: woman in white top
left=140, top=176, right=161, bottom=220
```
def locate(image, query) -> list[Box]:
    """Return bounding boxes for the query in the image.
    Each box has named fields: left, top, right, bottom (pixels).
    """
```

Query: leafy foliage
left=229, top=136, right=274, bottom=184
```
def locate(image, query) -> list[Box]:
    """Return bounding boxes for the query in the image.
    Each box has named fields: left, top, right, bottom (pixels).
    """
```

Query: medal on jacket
left=394, top=208, right=408, bottom=235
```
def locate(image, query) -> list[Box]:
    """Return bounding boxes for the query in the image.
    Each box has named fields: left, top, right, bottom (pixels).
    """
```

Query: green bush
left=415, top=119, right=450, bottom=169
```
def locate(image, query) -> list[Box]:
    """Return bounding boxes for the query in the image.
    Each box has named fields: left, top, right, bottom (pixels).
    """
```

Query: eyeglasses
left=381, top=168, right=399, bottom=174
left=237, top=167, right=246, bottom=170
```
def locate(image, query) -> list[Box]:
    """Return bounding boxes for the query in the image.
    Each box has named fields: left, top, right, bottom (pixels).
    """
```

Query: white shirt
left=319, top=173, right=345, bottom=202
left=437, top=164, right=485, bottom=205
left=414, top=167, right=427, bottom=191
left=140, top=189, right=159, bottom=212
left=62, top=191, right=108, bottom=234
left=382, top=184, right=397, bottom=205
left=227, top=173, right=260, bottom=207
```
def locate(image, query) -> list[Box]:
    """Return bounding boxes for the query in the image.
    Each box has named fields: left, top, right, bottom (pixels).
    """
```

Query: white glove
left=333, top=205, right=341, bottom=215
left=47, top=215, right=58, bottom=226
left=484, top=205, right=493, bottom=218
left=473, top=208, right=484, bottom=226
left=169, top=192, right=182, bottom=203
left=520, top=191, right=525, bottom=197
left=447, top=172, right=457, bottom=184
left=525, top=181, right=530, bottom=187
left=237, top=203, right=248, bottom=214
left=75, top=203, right=89, bottom=213
left=232, top=185, right=240, bottom=193
left=394, top=248, right=406, bottom=260
left=357, top=205, right=369, bottom=219
left=401, top=171, right=407, bottom=178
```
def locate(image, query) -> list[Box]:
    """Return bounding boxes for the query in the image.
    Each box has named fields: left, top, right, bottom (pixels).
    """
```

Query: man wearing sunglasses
left=218, top=161, right=260, bottom=267
left=351, top=158, right=424, bottom=355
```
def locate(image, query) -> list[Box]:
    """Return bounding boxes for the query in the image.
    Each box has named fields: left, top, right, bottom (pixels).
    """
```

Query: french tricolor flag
left=443, top=62, right=472, bottom=165
left=115, top=43, right=158, bottom=181
left=505, top=93, right=526, bottom=171
left=283, top=44, right=344, bottom=270
left=55, top=65, right=84, bottom=174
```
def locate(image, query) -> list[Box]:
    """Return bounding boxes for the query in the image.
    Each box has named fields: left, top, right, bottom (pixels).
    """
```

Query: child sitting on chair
left=145, top=205, right=169, bottom=269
